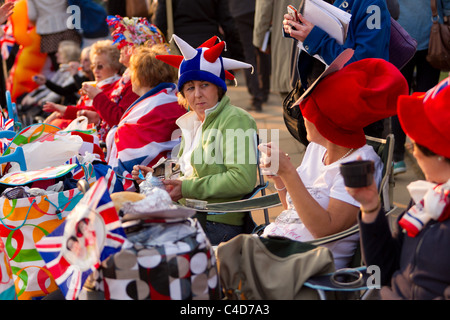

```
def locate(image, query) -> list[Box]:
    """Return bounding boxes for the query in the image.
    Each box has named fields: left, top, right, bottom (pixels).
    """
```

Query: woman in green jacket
left=132, top=34, right=258, bottom=245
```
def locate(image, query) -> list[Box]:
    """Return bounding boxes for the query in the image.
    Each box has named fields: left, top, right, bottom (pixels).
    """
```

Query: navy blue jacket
left=359, top=203, right=450, bottom=299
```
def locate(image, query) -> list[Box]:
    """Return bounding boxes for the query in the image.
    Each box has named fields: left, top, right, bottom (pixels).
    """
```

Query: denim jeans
left=205, top=221, right=244, bottom=246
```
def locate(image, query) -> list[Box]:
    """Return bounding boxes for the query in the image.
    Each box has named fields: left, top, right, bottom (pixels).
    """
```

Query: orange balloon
left=7, top=0, right=47, bottom=102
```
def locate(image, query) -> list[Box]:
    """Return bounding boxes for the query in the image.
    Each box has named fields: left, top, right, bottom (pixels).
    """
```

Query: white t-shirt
left=263, top=142, right=383, bottom=269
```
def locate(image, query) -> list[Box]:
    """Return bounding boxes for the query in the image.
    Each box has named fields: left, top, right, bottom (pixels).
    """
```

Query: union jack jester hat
left=155, top=34, right=253, bottom=92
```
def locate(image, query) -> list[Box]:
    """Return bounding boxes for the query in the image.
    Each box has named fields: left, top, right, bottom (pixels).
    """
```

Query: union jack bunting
left=36, top=177, right=127, bottom=300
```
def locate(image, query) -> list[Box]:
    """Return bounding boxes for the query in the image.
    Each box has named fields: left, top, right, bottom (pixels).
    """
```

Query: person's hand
left=67, top=61, right=80, bottom=75
left=344, top=156, right=381, bottom=222
left=258, top=142, right=294, bottom=178
left=42, top=101, right=66, bottom=115
left=283, top=13, right=314, bottom=42
left=32, top=74, right=46, bottom=86
left=131, top=165, right=154, bottom=184
left=162, top=179, right=183, bottom=202
left=76, top=109, right=100, bottom=125
left=21, top=94, right=36, bottom=106
left=81, top=82, right=102, bottom=99
left=0, top=2, right=14, bottom=25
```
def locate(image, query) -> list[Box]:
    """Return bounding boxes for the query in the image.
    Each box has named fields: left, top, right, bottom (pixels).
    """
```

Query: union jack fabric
left=106, top=83, right=185, bottom=190
left=35, top=177, right=127, bottom=300
left=0, top=24, right=15, bottom=60
left=66, top=155, right=124, bottom=194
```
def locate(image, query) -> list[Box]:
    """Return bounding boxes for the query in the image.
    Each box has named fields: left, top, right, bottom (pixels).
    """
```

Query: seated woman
left=259, top=58, right=408, bottom=269
left=346, top=76, right=450, bottom=299
left=42, top=40, right=123, bottom=132
left=78, top=16, right=165, bottom=138
left=21, top=40, right=81, bottom=107
left=107, top=44, right=187, bottom=190
left=34, top=46, right=94, bottom=106
left=132, top=35, right=258, bottom=245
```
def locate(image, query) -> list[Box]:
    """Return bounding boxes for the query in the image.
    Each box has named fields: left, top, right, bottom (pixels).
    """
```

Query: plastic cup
left=339, top=160, right=375, bottom=188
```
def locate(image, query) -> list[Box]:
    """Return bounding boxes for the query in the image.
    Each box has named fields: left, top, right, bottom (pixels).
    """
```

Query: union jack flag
left=36, top=177, right=127, bottom=300
left=424, top=77, right=450, bottom=102
left=106, top=84, right=185, bottom=190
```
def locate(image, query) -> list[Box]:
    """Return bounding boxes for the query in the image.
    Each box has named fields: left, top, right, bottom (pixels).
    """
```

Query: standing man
left=229, top=0, right=271, bottom=112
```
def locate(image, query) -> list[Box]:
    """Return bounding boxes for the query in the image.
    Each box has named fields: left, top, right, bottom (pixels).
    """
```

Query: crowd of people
left=0, top=0, right=449, bottom=300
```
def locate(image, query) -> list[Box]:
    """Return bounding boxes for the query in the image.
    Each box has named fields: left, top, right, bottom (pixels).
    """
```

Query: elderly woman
left=259, top=58, right=408, bottom=269
left=346, top=77, right=450, bottom=299
left=132, top=35, right=258, bottom=245
left=32, top=45, right=93, bottom=106
left=21, top=40, right=81, bottom=107
left=107, top=44, right=186, bottom=190
left=78, top=17, right=165, bottom=134
left=43, top=40, right=123, bottom=130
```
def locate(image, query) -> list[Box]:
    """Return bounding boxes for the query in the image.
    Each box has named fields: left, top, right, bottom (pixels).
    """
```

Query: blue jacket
left=303, top=0, right=391, bottom=65
left=397, top=0, right=450, bottom=51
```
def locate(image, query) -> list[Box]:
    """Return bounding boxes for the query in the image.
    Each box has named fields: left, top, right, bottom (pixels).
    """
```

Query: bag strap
left=166, top=0, right=174, bottom=41
left=431, top=0, right=439, bottom=20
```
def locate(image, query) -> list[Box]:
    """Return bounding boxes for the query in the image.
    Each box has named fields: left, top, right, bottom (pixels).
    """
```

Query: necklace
left=324, top=148, right=354, bottom=164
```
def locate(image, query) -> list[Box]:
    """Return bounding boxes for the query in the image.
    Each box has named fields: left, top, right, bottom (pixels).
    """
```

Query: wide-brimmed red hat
left=299, top=58, right=408, bottom=148
left=398, top=77, right=450, bottom=159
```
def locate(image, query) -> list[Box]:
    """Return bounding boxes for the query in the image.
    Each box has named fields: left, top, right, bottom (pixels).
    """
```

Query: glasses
left=90, top=64, right=104, bottom=71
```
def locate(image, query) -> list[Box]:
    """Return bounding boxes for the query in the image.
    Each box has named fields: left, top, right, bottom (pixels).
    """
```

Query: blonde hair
left=129, top=44, right=177, bottom=89
left=90, top=40, right=123, bottom=72
left=58, top=40, right=81, bottom=63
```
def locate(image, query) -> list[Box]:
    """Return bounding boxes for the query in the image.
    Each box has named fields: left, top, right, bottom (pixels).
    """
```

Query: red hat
left=299, top=58, right=408, bottom=148
left=397, top=77, right=450, bottom=159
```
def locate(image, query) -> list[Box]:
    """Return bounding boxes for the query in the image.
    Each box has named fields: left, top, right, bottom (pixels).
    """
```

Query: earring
left=438, top=156, right=444, bottom=161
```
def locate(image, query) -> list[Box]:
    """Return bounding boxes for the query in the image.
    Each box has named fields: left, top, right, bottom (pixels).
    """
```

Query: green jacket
left=177, top=96, right=258, bottom=225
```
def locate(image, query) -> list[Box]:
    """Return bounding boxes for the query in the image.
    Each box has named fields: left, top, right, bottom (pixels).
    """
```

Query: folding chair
left=199, top=134, right=396, bottom=235
left=302, top=134, right=397, bottom=300
left=193, top=133, right=276, bottom=232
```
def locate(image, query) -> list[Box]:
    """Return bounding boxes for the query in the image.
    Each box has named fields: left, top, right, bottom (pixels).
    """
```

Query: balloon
left=6, top=0, right=47, bottom=102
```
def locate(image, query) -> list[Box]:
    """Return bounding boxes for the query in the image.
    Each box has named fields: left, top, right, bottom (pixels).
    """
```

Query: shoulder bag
left=426, top=0, right=450, bottom=71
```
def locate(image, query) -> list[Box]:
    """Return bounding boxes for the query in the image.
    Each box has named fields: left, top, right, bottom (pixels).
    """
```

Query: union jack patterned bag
left=36, top=177, right=126, bottom=300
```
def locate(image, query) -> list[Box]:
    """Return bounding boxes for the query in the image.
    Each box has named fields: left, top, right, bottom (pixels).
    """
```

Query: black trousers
left=233, top=12, right=271, bottom=105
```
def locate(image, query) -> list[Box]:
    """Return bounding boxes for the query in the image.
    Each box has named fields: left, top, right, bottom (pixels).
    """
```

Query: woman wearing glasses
left=74, top=17, right=166, bottom=140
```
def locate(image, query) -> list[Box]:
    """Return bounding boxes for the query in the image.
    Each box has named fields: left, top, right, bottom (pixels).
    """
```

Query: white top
left=263, top=142, right=383, bottom=269
left=27, top=0, right=72, bottom=35
left=176, top=103, right=219, bottom=178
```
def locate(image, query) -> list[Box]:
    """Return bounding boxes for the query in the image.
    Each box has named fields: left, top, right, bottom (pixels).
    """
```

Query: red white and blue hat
left=156, top=34, right=252, bottom=92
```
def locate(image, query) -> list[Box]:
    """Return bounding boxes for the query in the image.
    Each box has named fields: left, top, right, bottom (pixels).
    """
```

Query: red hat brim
left=398, top=89, right=450, bottom=159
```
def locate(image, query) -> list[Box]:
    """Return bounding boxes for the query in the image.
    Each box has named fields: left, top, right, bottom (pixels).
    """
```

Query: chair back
left=365, top=134, right=395, bottom=212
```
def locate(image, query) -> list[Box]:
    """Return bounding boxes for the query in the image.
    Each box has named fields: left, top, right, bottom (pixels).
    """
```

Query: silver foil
left=121, top=187, right=175, bottom=215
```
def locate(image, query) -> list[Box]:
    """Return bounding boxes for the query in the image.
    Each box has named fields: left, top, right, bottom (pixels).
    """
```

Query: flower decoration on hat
left=106, top=15, right=167, bottom=51
left=155, top=34, right=253, bottom=92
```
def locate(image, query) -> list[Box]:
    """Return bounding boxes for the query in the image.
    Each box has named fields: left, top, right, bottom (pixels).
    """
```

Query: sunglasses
left=90, top=64, right=104, bottom=71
